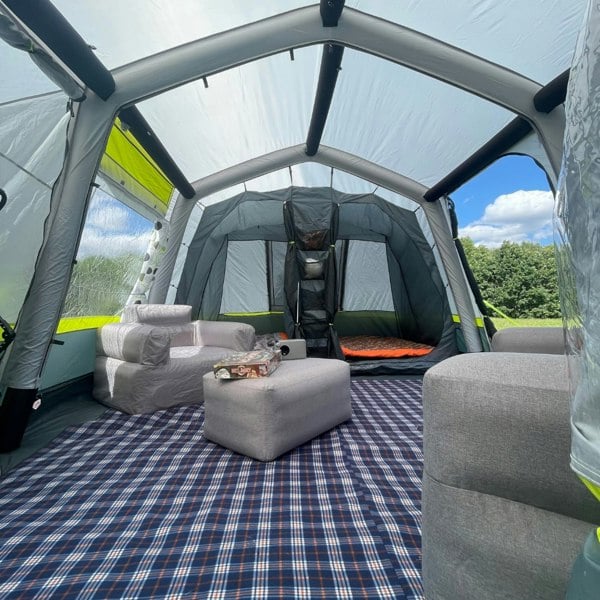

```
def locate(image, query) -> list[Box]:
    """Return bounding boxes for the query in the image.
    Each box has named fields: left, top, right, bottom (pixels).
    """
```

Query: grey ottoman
left=203, top=358, right=352, bottom=461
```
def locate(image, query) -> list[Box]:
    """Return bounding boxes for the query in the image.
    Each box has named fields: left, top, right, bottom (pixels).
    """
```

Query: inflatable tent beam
left=424, top=117, right=533, bottom=202
left=320, top=0, right=345, bottom=27
left=305, top=44, right=345, bottom=156
left=305, top=0, right=346, bottom=156
left=109, top=6, right=561, bottom=163
left=0, top=1, right=193, bottom=203
left=534, top=69, right=569, bottom=113
left=0, top=0, right=115, bottom=100
left=119, top=107, right=195, bottom=199
left=151, top=144, right=483, bottom=355
left=425, top=71, right=570, bottom=201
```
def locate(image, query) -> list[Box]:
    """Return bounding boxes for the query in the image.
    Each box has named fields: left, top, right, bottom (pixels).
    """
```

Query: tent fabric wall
left=220, top=241, right=269, bottom=314
left=0, top=92, right=70, bottom=327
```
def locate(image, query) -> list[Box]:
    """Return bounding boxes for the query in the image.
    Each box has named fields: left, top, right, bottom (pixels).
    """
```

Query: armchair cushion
left=121, top=304, right=195, bottom=346
left=422, top=351, right=600, bottom=599
left=121, top=303, right=192, bottom=324
left=424, top=352, right=600, bottom=523
left=96, top=322, right=170, bottom=365
left=194, top=320, right=255, bottom=351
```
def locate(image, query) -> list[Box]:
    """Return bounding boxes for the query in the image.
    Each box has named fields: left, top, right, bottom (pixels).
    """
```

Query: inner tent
left=175, top=186, right=458, bottom=374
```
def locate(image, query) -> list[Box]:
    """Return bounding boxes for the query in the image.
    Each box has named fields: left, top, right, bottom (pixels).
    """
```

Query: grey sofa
left=93, top=304, right=255, bottom=414
left=422, top=328, right=600, bottom=599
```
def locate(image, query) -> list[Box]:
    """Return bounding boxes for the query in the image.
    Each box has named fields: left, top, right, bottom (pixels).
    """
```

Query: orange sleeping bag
left=340, top=335, right=434, bottom=359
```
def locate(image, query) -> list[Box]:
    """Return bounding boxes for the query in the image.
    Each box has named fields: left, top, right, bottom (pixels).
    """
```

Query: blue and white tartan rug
left=0, top=379, right=423, bottom=599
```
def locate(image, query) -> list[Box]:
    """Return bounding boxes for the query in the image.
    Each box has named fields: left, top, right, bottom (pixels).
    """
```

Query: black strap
left=0, top=188, right=6, bottom=212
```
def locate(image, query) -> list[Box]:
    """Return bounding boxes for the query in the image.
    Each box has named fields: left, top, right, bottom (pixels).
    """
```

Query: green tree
left=63, top=254, right=142, bottom=317
left=460, top=238, right=560, bottom=319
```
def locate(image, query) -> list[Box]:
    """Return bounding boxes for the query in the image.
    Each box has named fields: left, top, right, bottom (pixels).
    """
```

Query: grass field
left=492, top=318, right=563, bottom=330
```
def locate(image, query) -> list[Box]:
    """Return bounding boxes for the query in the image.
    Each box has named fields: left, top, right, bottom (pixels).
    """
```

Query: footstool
left=203, top=358, right=352, bottom=461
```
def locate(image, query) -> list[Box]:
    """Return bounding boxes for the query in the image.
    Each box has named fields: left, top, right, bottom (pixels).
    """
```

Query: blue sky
left=452, top=155, right=554, bottom=247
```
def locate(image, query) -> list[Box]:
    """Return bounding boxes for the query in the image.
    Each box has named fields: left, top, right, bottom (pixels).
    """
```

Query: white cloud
left=85, top=203, right=132, bottom=233
left=77, top=192, right=155, bottom=258
left=459, top=189, right=554, bottom=247
left=77, top=228, right=149, bottom=258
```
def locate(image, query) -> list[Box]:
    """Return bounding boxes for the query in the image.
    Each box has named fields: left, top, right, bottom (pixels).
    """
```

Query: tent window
left=342, top=240, right=394, bottom=311
left=62, top=190, right=154, bottom=319
left=220, top=241, right=269, bottom=313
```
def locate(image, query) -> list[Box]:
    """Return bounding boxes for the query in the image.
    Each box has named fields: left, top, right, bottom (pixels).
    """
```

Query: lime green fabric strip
left=101, top=119, right=172, bottom=215
left=56, top=315, right=119, bottom=334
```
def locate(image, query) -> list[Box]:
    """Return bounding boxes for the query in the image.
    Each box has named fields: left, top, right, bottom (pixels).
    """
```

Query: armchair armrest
left=491, top=326, right=565, bottom=354
left=96, top=323, right=171, bottom=365
left=194, top=320, right=255, bottom=351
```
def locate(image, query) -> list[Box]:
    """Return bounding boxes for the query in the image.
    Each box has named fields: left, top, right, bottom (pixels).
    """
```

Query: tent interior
left=176, top=186, right=458, bottom=374
left=1, top=0, right=600, bottom=598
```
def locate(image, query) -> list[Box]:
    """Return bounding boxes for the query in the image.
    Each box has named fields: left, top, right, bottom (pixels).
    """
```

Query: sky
left=77, top=191, right=154, bottom=259
left=452, top=155, right=554, bottom=247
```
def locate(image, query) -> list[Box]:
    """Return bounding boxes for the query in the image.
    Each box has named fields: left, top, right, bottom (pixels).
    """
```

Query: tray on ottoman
left=203, top=358, right=351, bottom=461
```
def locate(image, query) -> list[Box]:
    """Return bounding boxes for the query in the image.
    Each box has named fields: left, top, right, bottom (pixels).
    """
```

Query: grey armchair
left=93, top=304, right=255, bottom=414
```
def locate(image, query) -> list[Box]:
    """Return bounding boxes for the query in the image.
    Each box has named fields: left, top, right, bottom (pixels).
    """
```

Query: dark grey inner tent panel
left=283, top=193, right=342, bottom=358
left=175, top=186, right=458, bottom=374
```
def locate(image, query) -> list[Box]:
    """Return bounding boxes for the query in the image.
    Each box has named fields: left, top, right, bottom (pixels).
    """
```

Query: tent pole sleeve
left=1, top=0, right=115, bottom=100
left=421, top=200, right=483, bottom=352
left=119, top=107, right=195, bottom=199
left=305, top=44, right=344, bottom=156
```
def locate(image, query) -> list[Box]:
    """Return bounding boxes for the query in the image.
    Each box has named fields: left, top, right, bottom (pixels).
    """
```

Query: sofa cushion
left=93, top=345, right=237, bottom=413
left=121, top=304, right=195, bottom=346
left=194, top=320, right=255, bottom=351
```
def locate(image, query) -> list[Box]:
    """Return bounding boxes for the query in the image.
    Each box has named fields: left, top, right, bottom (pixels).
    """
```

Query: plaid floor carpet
left=0, top=379, right=423, bottom=599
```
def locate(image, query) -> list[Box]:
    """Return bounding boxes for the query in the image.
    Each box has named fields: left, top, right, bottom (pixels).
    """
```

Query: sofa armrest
left=96, top=323, right=171, bottom=365
left=194, top=320, right=255, bottom=351
left=491, top=326, right=565, bottom=354
left=423, top=352, right=600, bottom=524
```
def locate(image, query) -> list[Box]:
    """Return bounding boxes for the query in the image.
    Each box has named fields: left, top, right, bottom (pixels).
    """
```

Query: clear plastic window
left=62, top=190, right=155, bottom=317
